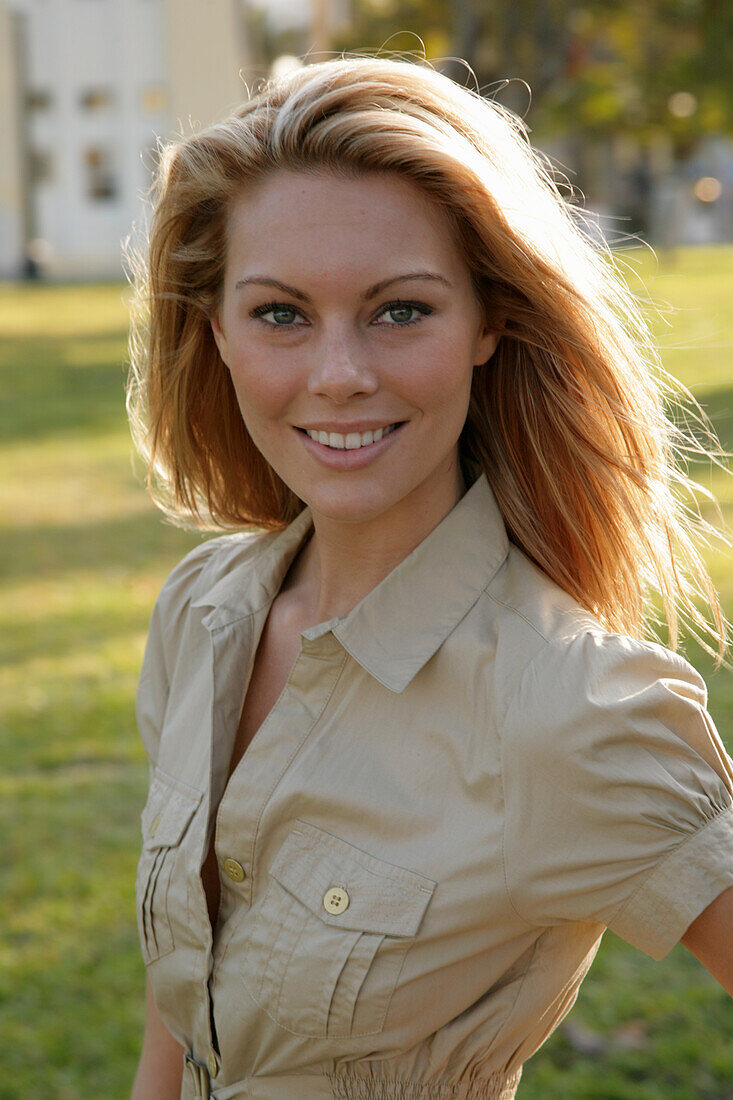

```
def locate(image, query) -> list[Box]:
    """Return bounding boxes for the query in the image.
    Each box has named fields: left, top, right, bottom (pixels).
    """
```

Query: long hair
left=126, top=54, right=730, bottom=662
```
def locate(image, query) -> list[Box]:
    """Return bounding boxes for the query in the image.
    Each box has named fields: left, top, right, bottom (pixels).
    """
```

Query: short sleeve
left=135, top=538, right=221, bottom=771
left=501, top=631, right=733, bottom=959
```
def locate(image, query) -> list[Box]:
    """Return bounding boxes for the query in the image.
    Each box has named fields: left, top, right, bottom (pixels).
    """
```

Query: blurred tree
left=326, top=0, right=732, bottom=238
left=538, top=1, right=731, bottom=143
left=330, top=0, right=730, bottom=141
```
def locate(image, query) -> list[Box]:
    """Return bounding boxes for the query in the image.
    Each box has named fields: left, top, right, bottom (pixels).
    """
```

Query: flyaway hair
left=126, top=54, right=730, bottom=663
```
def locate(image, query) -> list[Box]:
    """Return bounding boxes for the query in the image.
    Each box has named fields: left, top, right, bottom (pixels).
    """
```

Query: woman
left=127, top=56, right=733, bottom=1100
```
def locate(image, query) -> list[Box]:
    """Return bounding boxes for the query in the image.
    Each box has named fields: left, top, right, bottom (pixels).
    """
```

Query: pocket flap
left=269, top=820, right=436, bottom=938
left=141, top=770, right=202, bottom=849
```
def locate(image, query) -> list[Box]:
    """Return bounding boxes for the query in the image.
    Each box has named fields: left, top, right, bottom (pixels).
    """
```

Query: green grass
left=0, top=252, right=732, bottom=1098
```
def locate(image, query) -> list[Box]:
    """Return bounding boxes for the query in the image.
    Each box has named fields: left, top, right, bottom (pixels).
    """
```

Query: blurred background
left=0, top=2, right=732, bottom=1098
left=1, top=0, right=732, bottom=279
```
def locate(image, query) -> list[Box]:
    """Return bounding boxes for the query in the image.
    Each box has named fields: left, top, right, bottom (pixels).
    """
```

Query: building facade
left=0, top=0, right=255, bottom=279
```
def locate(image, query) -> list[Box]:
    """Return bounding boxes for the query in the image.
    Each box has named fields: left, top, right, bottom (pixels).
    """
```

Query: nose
left=306, top=325, right=378, bottom=403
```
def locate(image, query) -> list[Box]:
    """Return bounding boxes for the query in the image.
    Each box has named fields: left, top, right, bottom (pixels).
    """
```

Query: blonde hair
left=127, top=54, right=730, bottom=662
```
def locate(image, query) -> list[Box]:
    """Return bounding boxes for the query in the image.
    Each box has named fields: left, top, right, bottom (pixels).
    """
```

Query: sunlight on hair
left=125, top=53, right=731, bottom=665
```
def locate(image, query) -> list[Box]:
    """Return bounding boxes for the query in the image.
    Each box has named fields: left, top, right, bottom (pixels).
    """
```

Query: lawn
left=0, top=251, right=732, bottom=1098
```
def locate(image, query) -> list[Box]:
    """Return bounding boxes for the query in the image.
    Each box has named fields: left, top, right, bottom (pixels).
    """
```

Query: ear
left=474, top=326, right=500, bottom=366
left=209, top=309, right=229, bottom=365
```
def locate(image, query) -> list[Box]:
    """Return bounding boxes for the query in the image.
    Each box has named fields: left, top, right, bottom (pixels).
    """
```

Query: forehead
left=224, top=169, right=469, bottom=281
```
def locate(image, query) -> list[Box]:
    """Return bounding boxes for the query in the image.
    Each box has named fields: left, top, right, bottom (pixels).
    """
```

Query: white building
left=0, top=0, right=256, bottom=279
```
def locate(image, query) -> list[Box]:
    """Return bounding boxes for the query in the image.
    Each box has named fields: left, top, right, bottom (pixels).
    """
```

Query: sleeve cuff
left=609, top=804, right=733, bottom=960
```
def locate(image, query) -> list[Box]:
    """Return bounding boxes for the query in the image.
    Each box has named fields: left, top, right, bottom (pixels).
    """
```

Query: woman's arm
left=131, top=973, right=185, bottom=1100
left=680, top=885, right=733, bottom=996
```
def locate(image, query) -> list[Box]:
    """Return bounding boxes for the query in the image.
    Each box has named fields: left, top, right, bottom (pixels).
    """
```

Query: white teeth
left=305, top=424, right=398, bottom=449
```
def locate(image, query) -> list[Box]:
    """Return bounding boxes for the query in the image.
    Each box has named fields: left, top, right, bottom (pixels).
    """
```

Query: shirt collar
left=193, top=472, right=509, bottom=693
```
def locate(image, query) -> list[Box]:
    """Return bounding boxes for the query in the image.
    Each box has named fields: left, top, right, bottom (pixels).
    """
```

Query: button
left=149, top=812, right=162, bottom=838
left=208, top=1051, right=218, bottom=1077
left=223, top=857, right=245, bottom=882
left=323, top=886, right=350, bottom=914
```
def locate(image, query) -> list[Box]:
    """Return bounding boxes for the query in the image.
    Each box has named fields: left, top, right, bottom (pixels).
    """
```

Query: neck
left=287, top=460, right=468, bottom=625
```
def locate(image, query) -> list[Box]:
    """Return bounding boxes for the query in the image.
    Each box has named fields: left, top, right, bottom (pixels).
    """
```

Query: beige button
left=223, top=857, right=245, bottom=883
left=208, top=1051, right=218, bottom=1077
left=323, top=886, right=350, bottom=914
left=149, top=812, right=162, bottom=838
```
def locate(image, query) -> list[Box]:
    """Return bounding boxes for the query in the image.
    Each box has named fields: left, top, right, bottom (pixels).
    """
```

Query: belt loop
left=185, top=1053, right=211, bottom=1100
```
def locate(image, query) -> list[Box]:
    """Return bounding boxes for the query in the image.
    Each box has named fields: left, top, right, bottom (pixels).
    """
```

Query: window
left=80, top=88, right=114, bottom=111
left=29, top=148, right=53, bottom=184
left=84, top=146, right=117, bottom=201
left=27, top=89, right=52, bottom=110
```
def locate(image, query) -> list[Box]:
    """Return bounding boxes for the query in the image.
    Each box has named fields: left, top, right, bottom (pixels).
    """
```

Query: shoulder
left=487, top=550, right=733, bottom=856
left=156, top=528, right=275, bottom=613
left=484, top=542, right=708, bottom=733
left=492, top=550, right=733, bottom=945
left=136, top=526, right=284, bottom=767
left=148, top=527, right=278, bottom=665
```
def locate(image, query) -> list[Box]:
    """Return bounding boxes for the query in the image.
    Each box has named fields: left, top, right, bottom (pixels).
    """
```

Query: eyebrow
left=234, top=271, right=452, bottom=302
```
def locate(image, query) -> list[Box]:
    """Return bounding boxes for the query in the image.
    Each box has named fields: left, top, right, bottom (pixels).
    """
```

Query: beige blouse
left=135, top=472, right=733, bottom=1100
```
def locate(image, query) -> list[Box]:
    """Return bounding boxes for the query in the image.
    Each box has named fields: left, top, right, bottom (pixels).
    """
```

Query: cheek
left=226, top=357, right=292, bottom=421
left=400, top=338, right=475, bottom=418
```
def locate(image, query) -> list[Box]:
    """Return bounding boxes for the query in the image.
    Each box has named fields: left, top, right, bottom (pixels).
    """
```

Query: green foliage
left=326, top=1, right=733, bottom=141
left=0, top=263, right=731, bottom=1097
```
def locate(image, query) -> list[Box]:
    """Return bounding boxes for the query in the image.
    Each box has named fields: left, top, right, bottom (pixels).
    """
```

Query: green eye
left=376, top=301, right=432, bottom=327
left=250, top=302, right=302, bottom=327
left=386, top=305, right=415, bottom=323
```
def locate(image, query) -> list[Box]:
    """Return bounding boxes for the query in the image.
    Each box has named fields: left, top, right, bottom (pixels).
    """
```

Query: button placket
left=212, top=640, right=349, bottom=920
left=185, top=1056, right=211, bottom=1100
left=207, top=637, right=350, bottom=1049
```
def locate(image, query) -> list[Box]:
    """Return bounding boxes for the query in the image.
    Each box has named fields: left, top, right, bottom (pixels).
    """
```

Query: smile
left=299, top=424, right=401, bottom=450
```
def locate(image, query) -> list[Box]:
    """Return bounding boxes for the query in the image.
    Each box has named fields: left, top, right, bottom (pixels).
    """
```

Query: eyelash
left=249, top=299, right=433, bottom=331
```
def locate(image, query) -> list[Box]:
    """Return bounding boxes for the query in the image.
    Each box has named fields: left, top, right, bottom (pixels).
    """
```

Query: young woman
left=127, top=56, right=733, bottom=1100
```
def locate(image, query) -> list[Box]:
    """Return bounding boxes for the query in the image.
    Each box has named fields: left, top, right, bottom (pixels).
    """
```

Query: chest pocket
left=241, top=820, right=436, bottom=1038
left=136, top=769, right=202, bottom=966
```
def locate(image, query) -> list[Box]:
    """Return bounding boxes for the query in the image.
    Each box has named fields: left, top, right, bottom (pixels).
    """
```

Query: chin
left=301, top=484, right=403, bottom=525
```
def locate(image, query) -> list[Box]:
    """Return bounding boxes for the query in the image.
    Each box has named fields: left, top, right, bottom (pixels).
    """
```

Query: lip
left=295, top=421, right=406, bottom=469
left=295, top=420, right=404, bottom=434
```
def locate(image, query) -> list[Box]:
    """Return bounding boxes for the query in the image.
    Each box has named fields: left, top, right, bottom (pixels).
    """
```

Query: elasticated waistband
left=182, top=1055, right=522, bottom=1100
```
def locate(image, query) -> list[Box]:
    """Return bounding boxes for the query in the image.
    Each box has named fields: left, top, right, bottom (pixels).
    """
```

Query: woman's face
left=210, top=169, right=499, bottom=526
